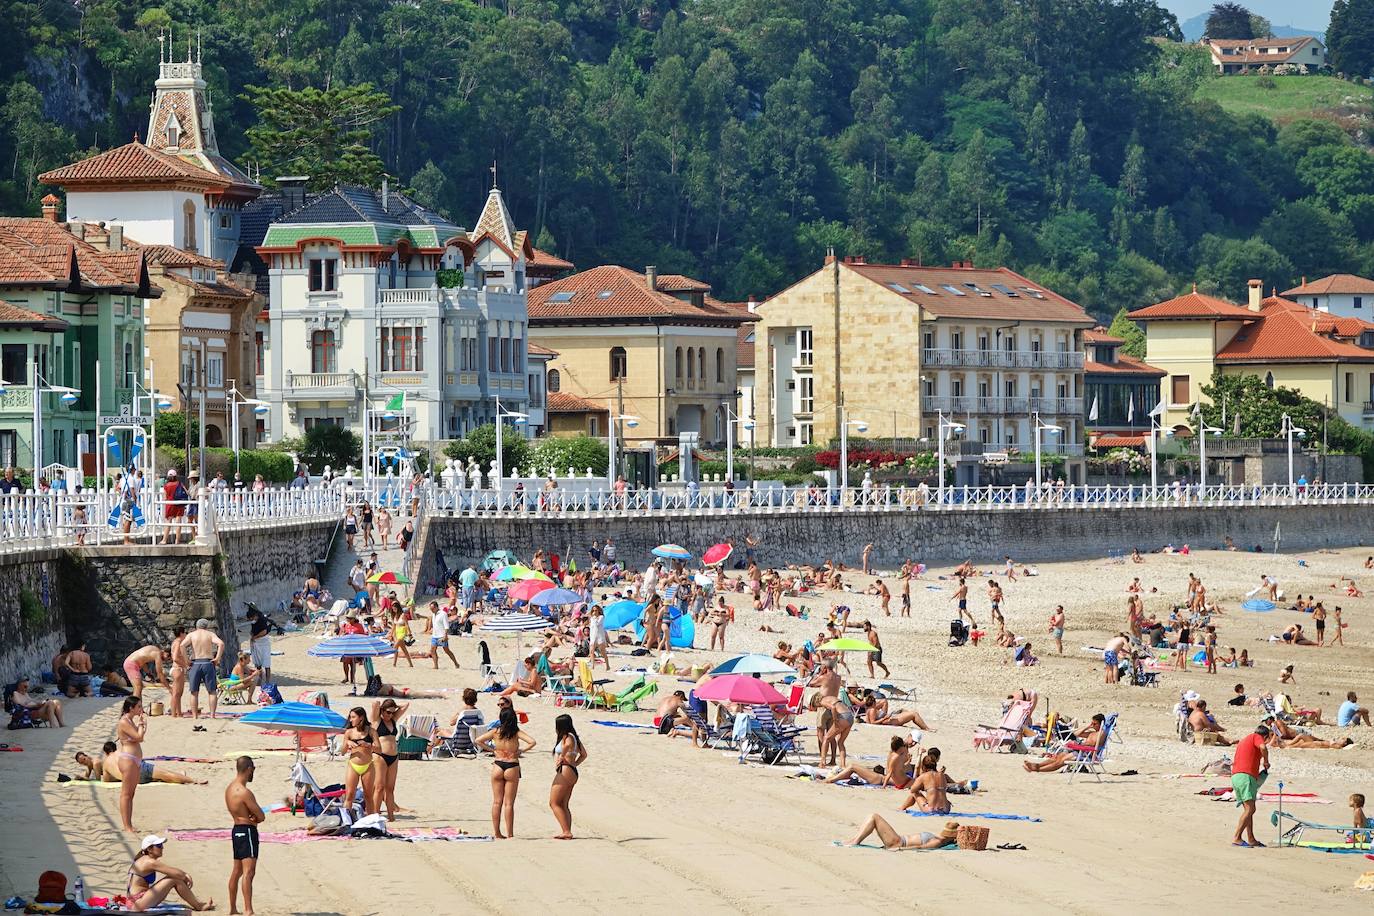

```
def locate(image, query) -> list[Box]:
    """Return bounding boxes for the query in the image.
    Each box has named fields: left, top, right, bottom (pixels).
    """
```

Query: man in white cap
left=179, top=618, right=225, bottom=720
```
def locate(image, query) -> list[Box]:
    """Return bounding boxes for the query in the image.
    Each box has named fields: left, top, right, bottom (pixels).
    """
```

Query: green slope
left=1196, top=75, right=1373, bottom=122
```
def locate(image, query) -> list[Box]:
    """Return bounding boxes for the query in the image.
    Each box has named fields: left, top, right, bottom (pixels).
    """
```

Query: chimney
left=277, top=176, right=309, bottom=213
left=381, top=177, right=389, bottom=210
left=41, top=194, right=60, bottom=223
left=69, top=222, right=86, bottom=241
left=108, top=224, right=123, bottom=251
left=951, top=260, right=961, bottom=268
left=645, top=265, right=658, bottom=290
left=1247, top=278, right=1262, bottom=311
left=824, top=247, right=836, bottom=266
left=746, top=296, right=758, bottom=313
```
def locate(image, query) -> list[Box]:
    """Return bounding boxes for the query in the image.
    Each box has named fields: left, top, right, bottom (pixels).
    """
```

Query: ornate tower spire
left=147, top=34, right=219, bottom=158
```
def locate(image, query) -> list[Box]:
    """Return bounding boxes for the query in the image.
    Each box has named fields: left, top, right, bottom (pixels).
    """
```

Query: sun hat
left=940, top=821, right=960, bottom=839
left=1183, top=690, right=1200, bottom=702
left=140, top=834, right=167, bottom=851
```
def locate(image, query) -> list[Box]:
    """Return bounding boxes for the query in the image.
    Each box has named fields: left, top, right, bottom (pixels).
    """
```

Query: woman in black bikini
left=371, top=699, right=413, bottom=818
left=548, top=714, right=588, bottom=839
left=342, top=707, right=381, bottom=817
left=476, top=706, right=536, bottom=838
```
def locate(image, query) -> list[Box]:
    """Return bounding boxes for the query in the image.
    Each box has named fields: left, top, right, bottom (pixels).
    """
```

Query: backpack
left=363, top=674, right=383, bottom=697
left=173, top=482, right=188, bottom=502
left=35, top=870, right=67, bottom=903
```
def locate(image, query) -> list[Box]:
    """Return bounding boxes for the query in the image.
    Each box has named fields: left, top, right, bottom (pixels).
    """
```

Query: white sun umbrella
left=480, top=612, right=554, bottom=674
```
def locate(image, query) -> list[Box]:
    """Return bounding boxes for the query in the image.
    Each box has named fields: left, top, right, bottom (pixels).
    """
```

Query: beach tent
left=482, top=549, right=520, bottom=571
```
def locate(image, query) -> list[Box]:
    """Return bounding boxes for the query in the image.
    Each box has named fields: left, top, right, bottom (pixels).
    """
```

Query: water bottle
left=73, top=875, right=85, bottom=904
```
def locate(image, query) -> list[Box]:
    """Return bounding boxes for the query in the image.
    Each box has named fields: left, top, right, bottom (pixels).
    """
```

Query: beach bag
left=174, top=482, right=188, bottom=502
left=309, top=812, right=344, bottom=835
left=35, top=870, right=67, bottom=903
left=258, top=684, right=284, bottom=706
left=363, top=674, right=383, bottom=697
left=956, top=825, right=990, bottom=850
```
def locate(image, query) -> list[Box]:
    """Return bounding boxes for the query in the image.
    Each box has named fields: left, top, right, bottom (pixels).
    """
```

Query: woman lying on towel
left=842, top=815, right=958, bottom=849
left=822, top=736, right=913, bottom=788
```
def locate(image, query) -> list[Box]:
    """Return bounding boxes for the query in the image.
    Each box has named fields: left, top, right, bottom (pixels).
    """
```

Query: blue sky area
left=1162, top=1, right=1334, bottom=33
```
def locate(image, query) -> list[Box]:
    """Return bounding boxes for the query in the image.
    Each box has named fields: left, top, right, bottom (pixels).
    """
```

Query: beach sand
left=3, top=542, right=1373, bottom=914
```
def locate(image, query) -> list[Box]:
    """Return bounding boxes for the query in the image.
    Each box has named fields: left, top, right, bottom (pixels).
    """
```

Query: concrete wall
left=218, top=518, right=338, bottom=614
left=422, top=503, right=1374, bottom=580
left=0, top=547, right=67, bottom=686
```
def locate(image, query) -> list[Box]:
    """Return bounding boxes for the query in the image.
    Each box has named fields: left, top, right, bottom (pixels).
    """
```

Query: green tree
left=154, top=411, right=199, bottom=450
left=290, top=425, right=362, bottom=474
left=443, top=424, right=532, bottom=477
left=531, top=435, right=608, bottom=477
left=1205, top=3, right=1255, bottom=39
left=243, top=83, right=399, bottom=190
left=1107, top=306, right=1147, bottom=358
left=1329, top=0, right=1374, bottom=78
left=947, top=129, right=1006, bottom=237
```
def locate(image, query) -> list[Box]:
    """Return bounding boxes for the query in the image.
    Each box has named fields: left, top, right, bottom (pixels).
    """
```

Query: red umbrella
left=702, top=542, right=733, bottom=566
left=508, top=578, right=555, bottom=601
left=693, top=674, right=787, bottom=705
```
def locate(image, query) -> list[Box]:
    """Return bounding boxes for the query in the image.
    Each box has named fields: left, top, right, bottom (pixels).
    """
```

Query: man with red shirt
left=339, top=613, right=366, bottom=686
left=1230, top=724, right=1271, bottom=847
left=161, top=469, right=188, bottom=545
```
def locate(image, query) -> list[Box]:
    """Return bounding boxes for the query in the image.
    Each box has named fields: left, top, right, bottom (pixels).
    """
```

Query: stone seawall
left=218, top=519, right=339, bottom=616
left=0, top=547, right=68, bottom=686
left=422, top=504, right=1374, bottom=582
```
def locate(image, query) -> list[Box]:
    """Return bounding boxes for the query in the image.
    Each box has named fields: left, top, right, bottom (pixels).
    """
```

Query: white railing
left=920, top=348, right=1084, bottom=370
left=287, top=372, right=361, bottom=390
left=2, top=480, right=1372, bottom=553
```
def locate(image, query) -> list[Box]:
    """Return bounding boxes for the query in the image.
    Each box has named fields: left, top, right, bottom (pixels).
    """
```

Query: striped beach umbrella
left=494, top=565, right=533, bottom=582
left=366, top=571, right=411, bottom=585
left=709, top=654, right=797, bottom=677
left=529, top=588, right=583, bottom=607
left=480, top=612, right=553, bottom=633
left=652, top=544, right=692, bottom=560
left=307, top=634, right=397, bottom=658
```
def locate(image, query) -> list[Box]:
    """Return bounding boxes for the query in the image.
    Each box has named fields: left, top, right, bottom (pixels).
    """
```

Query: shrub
left=155, top=446, right=295, bottom=483
left=531, top=435, right=608, bottom=476
left=443, top=424, right=532, bottom=474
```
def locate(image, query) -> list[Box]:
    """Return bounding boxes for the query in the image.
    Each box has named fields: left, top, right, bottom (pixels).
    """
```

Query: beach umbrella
left=494, top=565, right=533, bottom=582
left=817, top=638, right=879, bottom=653
left=518, top=570, right=554, bottom=582
left=694, top=674, right=787, bottom=706
left=529, top=587, right=582, bottom=607
left=238, top=701, right=348, bottom=761
left=652, top=544, right=692, bottom=561
left=366, top=571, right=411, bottom=585
left=508, top=578, right=555, bottom=602
left=693, top=573, right=714, bottom=588
left=702, top=543, right=733, bottom=566
left=481, top=612, right=554, bottom=672
left=709, top=654, right=796, bottom=677
left=602, top=600, right=644, bottom=630
left=307, top=634, right=397, bottom=658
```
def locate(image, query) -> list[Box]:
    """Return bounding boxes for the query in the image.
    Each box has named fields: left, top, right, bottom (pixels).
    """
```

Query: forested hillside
left=2, top=0, right=1371, bottom=318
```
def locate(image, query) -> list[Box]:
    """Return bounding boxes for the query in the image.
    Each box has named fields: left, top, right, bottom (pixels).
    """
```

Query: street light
left=1281, top=413, right=1307, bottom=496
left=721, top=403, right=744, bottom=484
left=935, top=410, right=965, bottom=506
left=30, top=370, right=80, bottom=484
left=742, top=417, right=757, bottom=485
left=1033, top=412, right=1061, bottom=494
left=838, top=405, right=868, bottom=493
left=227, top=383, right=270, bottom=474
left=605, top=400, right=640, bottom=485
left=493, top=395, right=528, bottom=496
left=1197, top=416, right=1223, bottom=492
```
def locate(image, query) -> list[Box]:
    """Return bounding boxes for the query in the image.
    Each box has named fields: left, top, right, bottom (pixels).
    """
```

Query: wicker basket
left=956, top=825, right=990, bottom=850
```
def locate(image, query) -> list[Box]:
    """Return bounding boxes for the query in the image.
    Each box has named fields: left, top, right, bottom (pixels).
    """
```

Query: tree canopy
left=1329, top=0, right=1374, bottom=79
left=1205, top=3, right=1255, bottom=39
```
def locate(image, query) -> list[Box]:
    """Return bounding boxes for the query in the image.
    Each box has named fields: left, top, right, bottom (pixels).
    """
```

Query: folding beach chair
left=291, top=761, right=359, bottom=824
left=683, top=708, right=731, bottom=747
left=971, top=700, right=1034, bottom=752
left=218, top=677, right=254, bottom=705
left=1271, top=809, right=1373, bottom=847
left=1064, top=713, right=1117, bottom=782
left=477, top=640, right=510, bottom=689
left=749, top=704, right=807, bottom=744
left=399, top=715, right=436, bottom=759
left=589, top=674, right=648, bottom=711
left=313, top=600, right=348, bottom=635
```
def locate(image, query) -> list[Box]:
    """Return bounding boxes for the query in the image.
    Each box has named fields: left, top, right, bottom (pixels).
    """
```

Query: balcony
left=1364, top=401, right=1374, bottom=417
left=920, top=348, right=1084, bottom=370
left=925, top=395, right=1083, bottom=416
left=285, top=370, right=362, bottom=401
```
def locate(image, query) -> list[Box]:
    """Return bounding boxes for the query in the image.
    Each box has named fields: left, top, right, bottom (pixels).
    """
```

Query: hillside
left=1195, top=74, right=1373, bottom=125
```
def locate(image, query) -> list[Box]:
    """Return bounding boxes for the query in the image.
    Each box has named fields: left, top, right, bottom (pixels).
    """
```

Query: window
left=587, top=415, right=600, bottom=437
left=255, top=332, right=264, bottom=375
left=940, top=284, right=967, bottom=296
left=978, top=379, right=989, bottom=398
left=687, top=348, right=695, bottom=379
left=952, top=377, right=963, bottom=397
left=977, top=333, right=990, bottom=351
left=166, top=118, right=180, bottom=148
left=914, top=284, right=937, bottom=295
left=182, top=201, right=197, bottom=252
left=219, top=213, right=233, bottom=229
left=697, top=348, right=705, bottom=381
left=1356, top=297, right=1364, bottom=310
left=922, top=331, right=934, bottom=351
left=799, top=376, right=814, bottom=414
left=799, top=422, right=813, bottom=445
left=1170, top=374, right=1190, bottom=405
left=888, top=282, right=911, bottom=294
left=675, top=347, right=684, bottom=380
left=310, top=330, right=337, bottom=374
left=990, top=283, right=1019, bottom=297
left=798, top=328, right=813, bottom=365
left=308, top=258, right=338, bottom=292
left=1345, top=371, right=1354, bottom=403
left=206, top=352, right=224, bottom=388
left=1004, top=378, right=1016, bottom=397
left=123, top=342, right=135, bottom=387
left=951, top=331, right=963, bottom=350
left=2, top=344, right=26, bottom=385
left=715, top=347, right=724, bottom=383
left=548, top=368, right=561, bottom=393
left=1265, top=372, right=1274, bottom=389
left=71, top=342, right=80, bottom=390
left=548, top=291, right=575, bottom=303
left=922, top=377, right=934, bottom=396
left=380, top=327, right=424, bottom=372
left=609, top=346, right=627, bottom=381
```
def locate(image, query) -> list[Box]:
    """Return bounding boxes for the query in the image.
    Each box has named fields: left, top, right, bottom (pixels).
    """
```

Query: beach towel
left=1297, top=841, right=1371, bottom=853
left=167, top=827, right=492, bottom=844
left=1204, top=789, right=1331, bottom=804
left=59, top=780, right=179, bottom=788
left=830, top=840, right=957, bottom=850
left=222, top=750, right=299, bottom=758
left=1241, top=599, right=1276, bottom=612
left=147, top=756, right=219, bottom=763
left=590, top=720, right=653, bottom=729
left=905, top=810, right=1042, bottom=823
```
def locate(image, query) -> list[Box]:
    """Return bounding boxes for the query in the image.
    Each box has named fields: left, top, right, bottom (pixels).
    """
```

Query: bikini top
left=377, top=719, right=397, bottom=738
left=350, top=731, right=374, bottom=746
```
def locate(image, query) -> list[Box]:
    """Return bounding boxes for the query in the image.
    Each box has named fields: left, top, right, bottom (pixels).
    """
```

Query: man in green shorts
left=1230, top=724, right=1271, bottom=847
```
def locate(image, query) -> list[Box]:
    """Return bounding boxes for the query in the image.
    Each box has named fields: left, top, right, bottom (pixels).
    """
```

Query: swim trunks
left=1051, top=627, right=1064, bottom=639
left=958, top=599, right=967, bottom=610
left=189, top=658, right=218, bottom=694
left=1103, top=650, right=1119, bottom=666
left=231, top=824, right=260, bottom=860
left=140, top=760, right=155, bottom=784
left=1230, top=770, right=1267, bottom=805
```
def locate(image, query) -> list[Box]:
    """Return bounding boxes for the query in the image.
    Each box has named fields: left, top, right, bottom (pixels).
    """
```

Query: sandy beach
left=3, top=539, right=1373, bottom=914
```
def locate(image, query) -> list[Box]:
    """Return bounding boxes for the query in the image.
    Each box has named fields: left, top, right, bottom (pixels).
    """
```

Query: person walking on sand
left=428, top=601, right=460, bottom=669
left=862, top=543, right=874, bottom=575
left=226, top=755, right=263, bottom=916
left=168, top=628, right=187, bottom=717
left=181, top=618, right=225, bottom=720
left=1329, top=606, right=1345, bottom=646
left=549, top=714, right=588, bottom=840
left=1231, top=725, right=1271, bottom=847
left=1048, top=605, right=1065, bottom=655
left=861, top=621, right=890, bottom=679
left=951, top=577, right=976, bottom=627
left=900, top=573, right=911, bottom=618
left=115, top=696, right=148, bottom=834
left=877, top=578, right=891, bottom=617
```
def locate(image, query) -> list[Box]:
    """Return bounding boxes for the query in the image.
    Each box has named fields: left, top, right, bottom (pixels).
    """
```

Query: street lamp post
left=605, top=400, right=639, bottom=485
left=1198, top=419, right=1222, bottom=492
left=935, top=410, right=965, bottom=506
left=226, top=382, right=269, bottom=475
left=743, top=417, right=756, bottom=486
left=838, top=405, right=868, bottom=494
left=28, top=369, right=80, bottom=484
left=1281, top=413, right=1307, bottom=497
left=1033, top=412, right=1061, bottom=494
left=493, top=395, right=528, bottom=498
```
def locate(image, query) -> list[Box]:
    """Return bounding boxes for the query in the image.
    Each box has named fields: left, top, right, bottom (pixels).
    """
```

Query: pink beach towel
left=168, top=827, right=492, bottom=843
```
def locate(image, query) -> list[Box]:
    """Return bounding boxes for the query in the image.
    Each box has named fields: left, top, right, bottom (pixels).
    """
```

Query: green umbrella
left=817, top=637, right=879, bottom=652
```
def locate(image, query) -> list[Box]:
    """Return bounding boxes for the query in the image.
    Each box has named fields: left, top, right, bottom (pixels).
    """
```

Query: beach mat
left=905, top=810, right=1042, bottom=822
left=1298, top=841, right=1372, bottom=853
left=590, top=720, right=653, bottom=729
left=147, top=756, right=219, bottom=763
left=168, top=827, right=493, bottom=844
left=56, top=780, right=180, bottom=788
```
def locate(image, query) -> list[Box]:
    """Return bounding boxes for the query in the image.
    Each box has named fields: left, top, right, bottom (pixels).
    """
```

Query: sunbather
left=1023, top=714, right=1107, bottom=773
left=1188, top=701, right=1231, bottom=746
left=500, top=655, right=546, bottom=698
left=842, top=814, right=958, bottom=849
left=822, top=737, right=913, bottom=788
left=1273, top=734, right=1354, bottom=750
left=126, top=835, right=213, bottom=911
left=76, top=743, right=206, bottom=785
left=898, top=755, right=951, bottom=813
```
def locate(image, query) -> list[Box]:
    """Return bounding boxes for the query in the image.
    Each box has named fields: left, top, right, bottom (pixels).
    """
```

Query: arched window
left=715, top=347, right=724, bottom=383
left=687, top=347, right=694, bottom=379
left=675, top=347, right=683, bottom=381
left=1265, top=372, right=1275, bottom=389
left=548, top=368, right=561, bottom=393
left=610, top=346, right=627, bottom=381
left=182, top=200, right=197, bottom=252
left=697, top=348, right=705, bottom=381
left=310, top=330, right=337, bottom=374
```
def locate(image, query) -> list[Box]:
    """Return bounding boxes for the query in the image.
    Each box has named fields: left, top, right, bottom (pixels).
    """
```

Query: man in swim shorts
left=1103, top=633, right=1128, bottom=685
left=1230, top=724, right=1270, bottom=847
left=226, top=755, right=264, bottom=916
left=181, top=618, right=225, bottom=720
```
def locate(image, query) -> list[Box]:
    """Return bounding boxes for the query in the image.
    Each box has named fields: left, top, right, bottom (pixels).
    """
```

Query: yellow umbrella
left=518, top=570, right=554, bottom=582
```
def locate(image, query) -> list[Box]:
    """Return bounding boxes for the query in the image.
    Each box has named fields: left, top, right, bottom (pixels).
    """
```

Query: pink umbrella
left=693, top=674, right=787, bottom=705
left=508, top=578, right=555, bottom=602
left=702, top=542, right=733, bottom=566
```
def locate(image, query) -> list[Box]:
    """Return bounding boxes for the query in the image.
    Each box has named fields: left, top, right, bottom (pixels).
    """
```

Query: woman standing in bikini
left=371, top=699, right=413, bottom=818
left=548, top=714, right=588, bottom=839
left=476, top=706, right=536, bottom=838
left=377, top=507, right=393, bottom=550
left=168, top=627, right=187, bottom=718
left=115, top=696, right=149, bottom=833
left=342, top=707, right=381, bottom=816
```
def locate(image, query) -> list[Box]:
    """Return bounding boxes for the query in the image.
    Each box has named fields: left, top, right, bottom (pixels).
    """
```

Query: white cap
left=1183, top=690, right=1200, bottom=702
left=140, top=834, right=168, bottom=851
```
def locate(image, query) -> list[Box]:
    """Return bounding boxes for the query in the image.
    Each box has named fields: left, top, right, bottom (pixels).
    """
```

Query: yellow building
left=1131, top=280, right=1374, bottom=430
left=756, top=256, right=1093, bottom=451
left=526, top=265, right=750, bottom=442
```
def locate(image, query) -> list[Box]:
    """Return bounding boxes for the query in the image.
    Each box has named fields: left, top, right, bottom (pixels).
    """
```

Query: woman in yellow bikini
left=388, top=599, right=414, bottom=668
left=341, top=706, right=381, bottom=816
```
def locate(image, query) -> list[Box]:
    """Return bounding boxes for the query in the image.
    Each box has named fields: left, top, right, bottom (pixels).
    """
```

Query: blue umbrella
left=709, top=653, right=797, bottom=677
left=652, top=543, right=692, bottom=561
left=307, top=634, right=397, bottom=658
left=529, top=588, right=583, bottom=608
left=602, top=599, right=645, bottom=630
left=239, top=702, right=348, bottom=731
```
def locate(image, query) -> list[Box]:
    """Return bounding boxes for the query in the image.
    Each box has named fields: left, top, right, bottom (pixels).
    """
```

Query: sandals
left=996, top=843, right=1027, bottom=851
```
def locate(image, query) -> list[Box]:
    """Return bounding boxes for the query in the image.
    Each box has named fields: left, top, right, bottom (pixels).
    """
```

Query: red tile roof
left=527, top=342, right=559, bottom=358
left=528, top=247, right=573, bottom=271
left=1128, top=289, right=1255, bottom=320
left=546, top=391, right=607, bottom=413
left=1084, top=326, right=1123, bottom=344
left=0, top=219, right=154, bottom=295
left=135, top=243, right=223, bottom=269
left=736, top=322, right=756, bottom=369
left=0, top=298, right=67, bottom=330
left=39, top=141, right=232, bottom=189
left=527, top=265, right=749, bottom=324
left=0, top=245, right=64, bottom=285
left=1205, top=36, right=1319, bottom=65
left=1282, top=273, right=1374, bottom=297
left=1216, top=304, right=1374, bottom=363
left=839, top=262, right=1093, bottom=324
left=156, top=270, right=253, bottom=300
left=1258, top=295, right=1374, bottom=337
left=1085, top=353, right=1166, bottom=376
left=655, top=274, right=711, bottom=292
left=1094, top=434, right=1148, bottom=448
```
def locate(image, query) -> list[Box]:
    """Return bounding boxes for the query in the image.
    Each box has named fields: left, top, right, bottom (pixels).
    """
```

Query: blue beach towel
left=1241, top=599, right=1276, bottom=612
left=591, top=720, right=653, bottom=729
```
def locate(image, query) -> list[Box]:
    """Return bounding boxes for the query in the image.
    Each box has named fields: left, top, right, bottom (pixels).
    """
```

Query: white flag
left=1088, top=396, right=1099, bottom=422
left=1148, top=397, right=1166, bottom=418
left=1127, top=393, right=1134, bottom=423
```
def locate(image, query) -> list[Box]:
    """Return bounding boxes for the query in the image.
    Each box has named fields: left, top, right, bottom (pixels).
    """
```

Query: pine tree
left=1329, top=0, right=1374, bottom=79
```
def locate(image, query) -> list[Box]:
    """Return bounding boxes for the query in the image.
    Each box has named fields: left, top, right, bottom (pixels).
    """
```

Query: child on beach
left=1351, top=794, right=1371, bottom=843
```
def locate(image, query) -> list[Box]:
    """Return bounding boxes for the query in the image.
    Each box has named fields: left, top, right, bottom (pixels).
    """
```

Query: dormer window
left=165, top=114, right=182, bottom=149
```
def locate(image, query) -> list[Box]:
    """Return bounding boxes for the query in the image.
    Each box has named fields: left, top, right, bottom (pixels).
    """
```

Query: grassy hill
left=1195, top=75, right=1373, bottom=124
